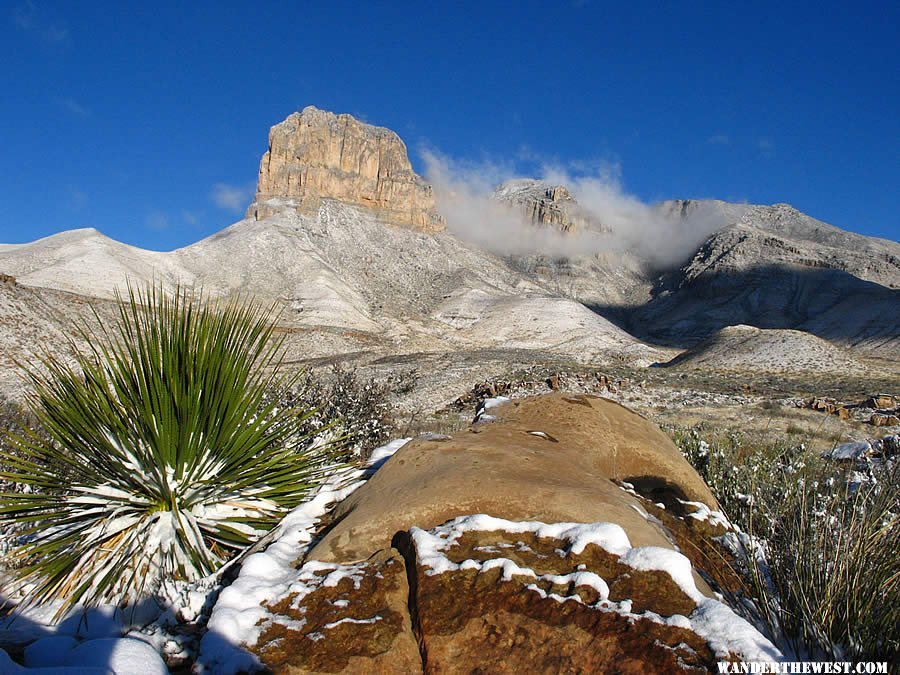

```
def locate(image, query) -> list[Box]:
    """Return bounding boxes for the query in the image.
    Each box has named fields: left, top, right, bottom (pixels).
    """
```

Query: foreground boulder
left=309, top=393, right=718, bottom=563
left=201, top=393, right=780, bottom=673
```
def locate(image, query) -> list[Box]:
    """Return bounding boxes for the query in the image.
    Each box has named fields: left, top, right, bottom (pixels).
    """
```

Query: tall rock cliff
left=247, top=106, right=444, bottom=231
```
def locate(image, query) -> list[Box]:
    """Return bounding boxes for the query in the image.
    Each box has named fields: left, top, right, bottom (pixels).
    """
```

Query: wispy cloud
left=66, top=186, right=88, bottom=210
left=54, top=96, right=90, bottom=117
left=146, top=211, right=170, bottom=231
left=421, top=149, right=729, bottom=268
left=210, top=183, right=254, bottom=213
left=182, top=210, right=200, bottom=226
left=707, top=133, right=730, bottom=146
left=12, top=1, right=69, bottom=44
left=757, top=137, right=775, bottom=158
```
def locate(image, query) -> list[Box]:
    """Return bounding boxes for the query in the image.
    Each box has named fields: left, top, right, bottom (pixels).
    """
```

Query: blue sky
left=1, top=1, right=897, bottom=250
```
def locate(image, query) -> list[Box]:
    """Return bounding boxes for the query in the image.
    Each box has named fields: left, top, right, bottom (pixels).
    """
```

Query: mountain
left=616, top=204, right=900, bottom=356
left=659, top=324, right=869, bottom=374
left=246, top=105, right=443, bottom=231
left=0, top=106, right=897, bottom=403
left=493, top=179, right=601, bottom=234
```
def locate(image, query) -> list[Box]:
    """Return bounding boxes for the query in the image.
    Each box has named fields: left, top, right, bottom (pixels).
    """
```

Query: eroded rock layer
left=247, top=106, right=444, bottom=231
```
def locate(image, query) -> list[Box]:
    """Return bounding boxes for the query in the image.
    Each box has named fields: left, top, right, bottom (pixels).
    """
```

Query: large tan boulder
left=207, top=393, right=781, bottom=672
left=247, top=106, right=444, bottom=231
left=309, top=393, right=717, bottom=563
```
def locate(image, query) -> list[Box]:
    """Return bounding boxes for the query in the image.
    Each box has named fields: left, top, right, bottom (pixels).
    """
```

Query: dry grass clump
left=674, top=426, right=899, bottom=662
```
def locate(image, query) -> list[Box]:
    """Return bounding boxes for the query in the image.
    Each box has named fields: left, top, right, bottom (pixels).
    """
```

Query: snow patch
left=197, top=438, right=409, bottom=674
left=410, top=514, right=783, bottom=664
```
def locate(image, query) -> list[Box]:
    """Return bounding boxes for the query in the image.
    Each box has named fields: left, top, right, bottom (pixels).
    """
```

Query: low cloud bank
left=421, top=150, right=731, bottom=268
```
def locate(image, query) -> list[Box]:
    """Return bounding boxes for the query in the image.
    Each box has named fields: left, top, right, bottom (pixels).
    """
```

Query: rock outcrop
left=208, top=393, right=781, bottom=672
left=309, top=393, right=717, bottom=562
left=247, top=106, right=444, bottom=231
left=494, top=178, right=599, bottom=233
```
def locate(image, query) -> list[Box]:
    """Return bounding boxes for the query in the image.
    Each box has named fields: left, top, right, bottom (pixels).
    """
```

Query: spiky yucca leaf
left=0, top=285, right=336, bottom=611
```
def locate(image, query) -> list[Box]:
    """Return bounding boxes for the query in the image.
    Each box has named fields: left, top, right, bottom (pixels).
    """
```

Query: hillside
left=660, top=324, right=868, bottom=374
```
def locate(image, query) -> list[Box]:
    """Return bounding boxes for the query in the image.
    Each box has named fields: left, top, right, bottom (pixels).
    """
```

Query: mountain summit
left=246, top=106, right=444, bottom=231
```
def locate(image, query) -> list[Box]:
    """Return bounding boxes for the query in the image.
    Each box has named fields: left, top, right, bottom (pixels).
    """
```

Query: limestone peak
left=247, top=107, right=444, bottom=231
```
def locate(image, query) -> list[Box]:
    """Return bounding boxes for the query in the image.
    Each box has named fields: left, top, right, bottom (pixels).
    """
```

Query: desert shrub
left=279, top=364, right=397, bottom=460
left=672, top=427, right=809, bottom=532
left=760, top=464, right=899, bottom=661
left=0, top=285, right=337, bottom=612
left=673, top=426, right=900, bottom=661
left=0, top=401, right=34, bottom=496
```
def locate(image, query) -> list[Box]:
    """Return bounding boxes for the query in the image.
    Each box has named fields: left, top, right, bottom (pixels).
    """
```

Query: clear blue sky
left=1, top=1, right=897, bottom=250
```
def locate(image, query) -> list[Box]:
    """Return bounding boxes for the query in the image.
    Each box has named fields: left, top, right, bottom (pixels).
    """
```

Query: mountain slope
left=0, top=106, right=896, bottom=401
left=603, top=204, right=900, bottom=358
left=660, top=324, right=868, bottom=374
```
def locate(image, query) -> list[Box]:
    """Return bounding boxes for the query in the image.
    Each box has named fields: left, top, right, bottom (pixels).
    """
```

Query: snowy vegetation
left=275, top=364, right=398, bottom=461
left=674, top=427, right=899, bottom=663
left=0, top=285, right=338, bottom=613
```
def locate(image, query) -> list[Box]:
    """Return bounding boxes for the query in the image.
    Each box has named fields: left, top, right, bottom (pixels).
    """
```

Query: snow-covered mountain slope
left=0, top=200, right=659, bottom=397
left=613, top=204, right=900, bottom=358
left=0, top=228, right=192, bottom=298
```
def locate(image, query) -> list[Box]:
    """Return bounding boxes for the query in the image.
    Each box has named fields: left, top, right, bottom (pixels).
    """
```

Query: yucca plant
left=0, top=285, right=337, bottom=613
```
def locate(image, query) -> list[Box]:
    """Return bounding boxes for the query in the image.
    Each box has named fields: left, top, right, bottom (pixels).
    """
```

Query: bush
left=673, top=426, right=900, bottom=661
left=758, top=463, right=899, bottom=661
left=282, top=364, right=397, bottom=460
left=0, top=285, right=337, bottom=612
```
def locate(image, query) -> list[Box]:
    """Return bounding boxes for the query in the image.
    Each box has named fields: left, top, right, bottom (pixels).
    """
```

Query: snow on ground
left=0, top=439, right=410, bottom=674
left=677, top=499, right=730, bottom=529
left=474, top=395, right=510, bottom=423
left=196, top=438, right=409, bottom=673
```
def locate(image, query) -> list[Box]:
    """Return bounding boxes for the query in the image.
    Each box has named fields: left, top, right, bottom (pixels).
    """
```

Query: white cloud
left=757, top=138, right=775, bottom=157
left=210, top=183, right=254, bottom=213
left=66, top=186, right=87, bottom=210
left=146, top=211, right=170, bottom=231
left=707, top=134, right=730, bottom=146
left=421, top=149, right=728, bottom=268
left=42, top=24, right=67, bottom=42
left=12, top=1, right=69, bottom=43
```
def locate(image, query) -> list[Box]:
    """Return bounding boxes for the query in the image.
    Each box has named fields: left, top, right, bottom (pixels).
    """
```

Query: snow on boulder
left=199, top=393, right=779, bottom=673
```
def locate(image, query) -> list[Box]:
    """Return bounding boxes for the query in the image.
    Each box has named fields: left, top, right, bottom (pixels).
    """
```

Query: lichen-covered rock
left=247, top=106, right=444, bottom=231
left=391, top=517, right=731, bottom=673
left=252, top=549, right=422, bottom=674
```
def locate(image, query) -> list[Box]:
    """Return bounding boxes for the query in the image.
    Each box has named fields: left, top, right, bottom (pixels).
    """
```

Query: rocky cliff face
left=494, top=178, right=600, bottom=233
left=247, top=106, right=444, bottom=231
